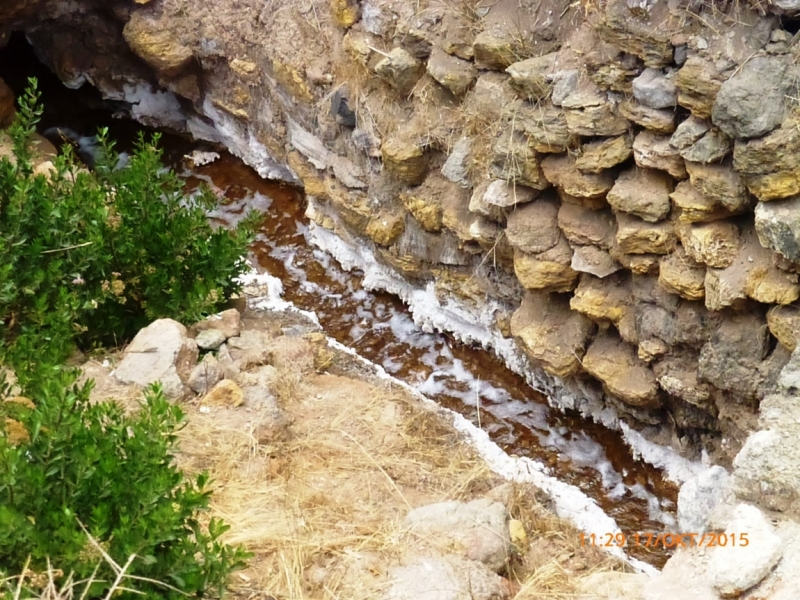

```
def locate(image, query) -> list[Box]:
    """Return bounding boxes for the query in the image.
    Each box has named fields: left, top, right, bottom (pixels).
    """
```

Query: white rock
left=114, top=319, right=198, bottom=399
left=708, top=504, right=783, bottom=597
left=483, top=179, right=536, bottom=208
left=677, top=466, right=734, bottom=533
left=442, top=137, right=472, bottom=188
left=384, top=554, right=509, bottom=600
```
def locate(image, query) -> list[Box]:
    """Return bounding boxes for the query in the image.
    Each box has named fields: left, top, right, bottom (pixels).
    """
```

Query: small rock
left=619, top=100, right=676, bottom=134
left=632, top=67, right=677, bottom=109
left=577, top=572, right=649, bottom=600
left=382, top=138, right=428, bottom=185
left=506, top=195, right=561, bottom=254
left=677, top=220, right=740, bottom=269
left=330, top=0, right=361, bottom=28
left=202, top=379, right=244, bottom=408
left=473, top=28, right=521, bottom=70
left=482, top=179, right=537, bottom=209
left=670, top=115, right=710, bottom=150
left=570, top=273, right=632, bottom=327
left=195, top=308, right=242, bottom=339
left=768, top=304, right=800, bottom=352
left=426, top=48, right=476, bottom=96
left=187, top=354, right=223, bottom=395
left=685, top=161, right=749, bottom=213
left=513, top=249, right=578, bottom=293
left=571, top=245, right=622, bottom=278
left=490, top=128, right=549, bottom=190
left=676, top=56, right=726, bottom=118
left=659, top=250, right=706, bottom=301
left=607, top=166, right=673, bottom=222
left=517, top=103, right=575, bottom=153
left=123, top=13, right=193, bottom=76
left=679, top=128, right=731, bottom=164
left=615, top=213, right=677, bottom=255
left=195, top=329, right=227, bottom=351
left=575, top=136, right=632, bottom=173
left=541, top=154, right=615, bottom=198
left=557, top=203, right=616, bottom=248
left=708, top=504, right=783, bottom=597
left=441, top=137, right=472, bottom=188
left=506, top=53, right=558, bottom=101
left=734, top=117, right=800, bottom=201
left=375, top=48, right=424, bottom=94
left=755, top=196, right=800, bottom=262
left=671, top=180, right=734, bottom=223
left=564, top=103, right=630, bottom=137
left=633, top=130, right=687, bottom=179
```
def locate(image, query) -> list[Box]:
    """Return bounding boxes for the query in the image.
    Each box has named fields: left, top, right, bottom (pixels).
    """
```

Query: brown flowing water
left=1, top=35, right=678, bottom=567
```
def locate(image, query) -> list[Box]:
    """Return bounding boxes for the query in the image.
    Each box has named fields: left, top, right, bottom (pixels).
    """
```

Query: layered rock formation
left=4, top=0, right=800, bottom=464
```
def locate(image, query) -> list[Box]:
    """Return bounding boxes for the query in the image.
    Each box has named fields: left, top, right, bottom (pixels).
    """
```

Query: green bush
left=0, top=369, right=250, bottom=598
left=0, top=78, right=258, bottom=376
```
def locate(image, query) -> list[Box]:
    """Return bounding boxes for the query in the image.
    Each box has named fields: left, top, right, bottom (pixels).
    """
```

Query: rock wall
left=4, top=0, right=800, bottom=464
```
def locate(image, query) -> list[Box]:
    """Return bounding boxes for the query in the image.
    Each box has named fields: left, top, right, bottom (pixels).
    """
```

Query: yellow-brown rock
left=202, top=379, right=244, bottom=407
left=583, top=333, right=661, bottom=408
left=575, top=136, right=632, bottom=173
left=565, top=104, right=629, bottom=138
left=230, top=58, right=258, bottom=78
left=0, top=78, right=15, bottom=128
left=618, top=100, right=676, bottom=134
left=514, top=249, right=578, bottom=293
left=658, top=250, right=706, bottom=301
left=570, top=273, right=632, bottom=326
left=615, top=213, right=677, bottom=255
left=607, top=167, right=673, bottom=223
left=676, top=220, right=740, bottom=269
left=767, top=305, right=800, bottom=351
left=510, top=292, right=596, bottom=378
left=366, top=212, right=405, bottom=247
left=330, top=0, right=361, bottom=28
left=287, top=151, right=327, bottom=198
left=517, top=103, right=575, bottom=153
left=685, top=161, right=749, bottom=213
left=675, top=56, right=725, bottom=119
left=123, top=13, right=193, bottom=76
left=671, top=180, right=733, bottom=223
left=400, top=190, right=443, bottom=232
left=744, top=266, right=800, bottom=305
left=506, top=53, right=558, bottom=101
left=557, top=203, right=615, bottom=248
left=381, top=139, right=428, bottom=185
left=595, top=0, right=673, bottom=67
left=473, top=29, right=520, bottom=70
left=491, top=128, right=549, bottom=189
left=541, top=154, right=614, bottom=198
left=272, top=60, right=314, bottom=102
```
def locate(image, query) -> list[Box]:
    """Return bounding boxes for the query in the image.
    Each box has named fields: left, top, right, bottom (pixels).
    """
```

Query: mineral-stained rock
left=570, top=273, right=632, bottom=326
left=768, top=304, right=800, bottom=352
left=615, top=213, right=677, bottom=254
left=755, top=196, right=800, bottom=262
left=400, top=190, right=443, bottom=232
left=381, top=138, right=428, bottom=185
left=513, top=247, right=578, bottom=293
left=583, top=332, right=661, bottom=408
left=712, top=56, right=789, bottom=140
left=491, top=128, right=549, bottom=189
left=575, top=136, right=632, bottom=173
left=685, top=161, right=749, bottom=213
left=675, top=56, right=727, bottom=118
left=506, top=53, right=558, bottom=101
left=505, top=194, right=560, bottom=254
left=618, top=100, right=676, bottom=134
left=595, top=0, right=673, bottom=66
left=426, top=47, right=476, bottom=96
left=565, top=103, right=630, bottom=137
left=676, top=220, right=740, bottom=269
left=517, top=103, right=575, bottom=153
left=375, top=48, right=424, bottom=94
left=745, top=264, right=800, bottom=305
left=202, top=379, right=244, bottom=408
left=570, top=245, right=622, bottom=278
left=607, top=167, right=673, bottom=222
left=733, top=112, right=800, bottom=201
left=679, top=128, right=731, bottom=164
left=473, top=28, right=521, bottom=70
left=671, top=180, right=736, bottom=223
left=558, top=203, right=616, bottom=248
left=510, top=291, right=596, bottom=378
left=366, top=211, right=405, bottom=247
left=659, top=249, right=706, bottom=301
left=123, top=12, right=193, bottom=76
left=633, top=130, right=687, bottom=179
left=632, top=67, right=678, bottom=109
left=330, top=0, right=361, bottom=27
left=541, top=154, right=614, bottom=198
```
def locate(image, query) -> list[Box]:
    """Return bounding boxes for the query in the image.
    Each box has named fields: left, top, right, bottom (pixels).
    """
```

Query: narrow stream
left=1, top=35, right=679, bottom=567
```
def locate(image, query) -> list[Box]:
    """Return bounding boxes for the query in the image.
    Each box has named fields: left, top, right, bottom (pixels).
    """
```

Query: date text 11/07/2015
left=579, top=532, right=750, bottom=549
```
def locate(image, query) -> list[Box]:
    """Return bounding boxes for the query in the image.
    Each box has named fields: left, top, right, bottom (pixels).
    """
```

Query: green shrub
left=0, top=78, right=259, bottom=376
left=0, top=369, right=250, bottom=599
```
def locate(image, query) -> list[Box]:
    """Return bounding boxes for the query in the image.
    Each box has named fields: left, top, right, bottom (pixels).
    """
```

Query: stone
left=654, top=355, right=715, bottom=407
left=123, top=13, right=193, bottom=76
left=226, top=330, right=275, bottom=372
left=659, top=250, right=706, bottom=301
left=375, top=48, right=424, bottom=94
left=712, top=56, right=789, bottom=140
left=632, top=67, right=677, bottom=109
left=618, top=100, right=676, bottom=134
left=607, top=167, right=672, bottom=222
left=745, top=264, right=800, bottom=305
left=187, top=354, right=223, bottom=395
left=482, top=180, right=537, bottom=209
left=382, top=138, right=428, bottom=185
left=575, top=136, right=632, bottom=173
left=366, top=211, right=405, bottom=246
left=583, top=332, right=660, bottom=408
left=473, top=28, right=522, bottom=70
left=540, top=154, right=614, bottom=198
left=405, top=499, right=511, bottom=572
left=505, top=53, right=557, bottom=101
left=676, top=220, right=740, bottom=269
left=513, top=249, right=578, bottom=293
left=571, top=245, right=622, bottom=278
left=426, top=48, right=476, bottom=96
left=384, top=554, right=510, bottom=600
left=677, top=466, right=733, bottom=533
left=400, top=189, right=444, bottom=233
left=595, top=0, right=673, bottom=66
left=670, top=115, right=710, bottom=151
left=679, top=128, right=731, bottom=164
left=557, top=203, right=615, bottom=248
left=114, top=319, right=198, bottom=399
left=675, top=56, right=726, bottom=118
left=576, top=572, right=649, bottom=600
left=615, top=213, right=677, bottom=255
left=570, top=273, right=632, bottom=327
left=463, top=73, right=522, bottom=124
left=200, top=378, right=244, bottom=408
left=551, top=69, right=579, bottom=106
left=510, top=292, right=595, bottom=378
left=330, top=0, right=361, bottom=27
left=195, top=329, right=226, bottom=351
left=708, top=504, right=782, bottom=597
left=0, top=78, right=15, bottom=128
left=505, top=195, right=560, bottom=254
left=490, top=128, right=549, bottom=190
left=441, top=137, right=471, bottom=188
left=755, top=196, right=800, bottom=262
left=768, top=305, right=800, bottom=351
left=734, top=112, right=800, bottom=201
left=516, top=103, right=575, bottom=153
left=685, top=161, right=749, bottom=213
left=468, top=181, right=503, bottom=221
left=564, top=104, right=630, bottom=137
left=670, top=181, right=734, bottom=223
left=643, top=546, right=719, bottom=600
left=633, top=130, right=687, bottom=179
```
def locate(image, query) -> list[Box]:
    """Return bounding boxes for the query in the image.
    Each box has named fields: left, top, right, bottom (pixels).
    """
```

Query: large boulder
left=114, top=319, right=199, bottom=399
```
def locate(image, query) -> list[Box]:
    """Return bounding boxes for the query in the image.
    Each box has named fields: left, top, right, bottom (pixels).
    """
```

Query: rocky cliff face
left=4, top=0, right=800, bottom=465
